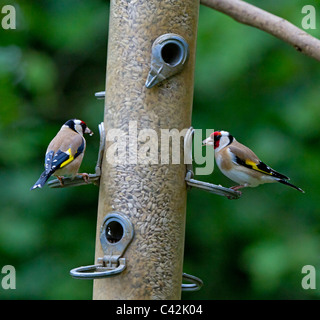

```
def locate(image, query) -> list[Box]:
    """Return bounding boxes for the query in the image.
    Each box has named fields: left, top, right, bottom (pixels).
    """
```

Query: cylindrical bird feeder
left=93, top=0, right=199, bottom=300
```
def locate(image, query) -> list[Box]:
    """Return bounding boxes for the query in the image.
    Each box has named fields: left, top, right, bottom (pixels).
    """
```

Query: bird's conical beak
left=202, top=136, right=214, bottom=146
left=85, top=127, right=94, bottom=136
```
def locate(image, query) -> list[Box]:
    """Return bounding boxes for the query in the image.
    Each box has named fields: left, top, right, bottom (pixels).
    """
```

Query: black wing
left=235, top=156, right=289, bottom=180
left=45, top=138, right=85, bottom=173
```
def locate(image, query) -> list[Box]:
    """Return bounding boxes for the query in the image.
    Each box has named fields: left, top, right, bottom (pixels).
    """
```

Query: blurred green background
left=0, top=0, right=319, bottom=299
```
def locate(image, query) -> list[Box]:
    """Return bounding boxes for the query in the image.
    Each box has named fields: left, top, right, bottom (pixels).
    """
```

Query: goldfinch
left=31, top=119, right=93, bottom=190
left=203, top=130, right=304, bottom=193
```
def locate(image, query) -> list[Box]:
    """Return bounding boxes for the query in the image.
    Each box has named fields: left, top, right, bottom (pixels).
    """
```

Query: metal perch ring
left=70, top=258, right=126, bottom=279
left=181, top=273, right=203, bottom=291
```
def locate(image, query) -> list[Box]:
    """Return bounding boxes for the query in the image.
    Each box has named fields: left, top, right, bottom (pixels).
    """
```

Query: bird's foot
left=57, top=176, right=65, bottom=187
left=230, top=185, right=245, bottom=191
left=226, top=185, right=244, bottom=200
left=227, top=191, right=242, bottom=200
left=77, top=173, right=89, bottom=183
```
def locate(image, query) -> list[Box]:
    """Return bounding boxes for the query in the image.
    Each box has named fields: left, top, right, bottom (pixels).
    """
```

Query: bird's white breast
left=215, top=148, right=273, bottom=187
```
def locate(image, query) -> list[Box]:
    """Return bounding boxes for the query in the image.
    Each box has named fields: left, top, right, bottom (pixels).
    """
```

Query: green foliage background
left=0, top=0, right=319, bottom=299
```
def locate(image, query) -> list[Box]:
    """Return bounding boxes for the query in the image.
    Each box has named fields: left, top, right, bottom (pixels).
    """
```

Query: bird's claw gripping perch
left=77, top=173, right=89, bottom=183
left=57, top=176, right=65, bottom=187
left=55, top=173, right=90, bottom=188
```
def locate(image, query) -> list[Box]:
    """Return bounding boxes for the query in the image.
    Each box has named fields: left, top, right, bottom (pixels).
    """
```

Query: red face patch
left=212, top=131, right=221, bottom=149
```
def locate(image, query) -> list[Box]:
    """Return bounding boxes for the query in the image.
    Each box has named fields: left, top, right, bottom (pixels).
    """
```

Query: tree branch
left=201, top=0, right=320, bottom=62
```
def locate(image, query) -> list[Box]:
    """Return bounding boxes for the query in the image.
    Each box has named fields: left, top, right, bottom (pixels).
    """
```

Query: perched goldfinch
left=31, top=119, right=93, bottom=190
left=203, top=130, right=304, bottom=193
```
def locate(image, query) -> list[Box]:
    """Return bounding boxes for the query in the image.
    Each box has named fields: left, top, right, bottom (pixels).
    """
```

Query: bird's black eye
left=80, top=122, right=87, bottom=133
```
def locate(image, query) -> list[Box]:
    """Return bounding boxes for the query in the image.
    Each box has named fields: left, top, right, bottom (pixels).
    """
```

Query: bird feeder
left=92, top=0, right=201, bottom=300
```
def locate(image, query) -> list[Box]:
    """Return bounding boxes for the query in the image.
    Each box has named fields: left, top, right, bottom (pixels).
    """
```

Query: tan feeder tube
left=93, top=0, right=200, bottom=300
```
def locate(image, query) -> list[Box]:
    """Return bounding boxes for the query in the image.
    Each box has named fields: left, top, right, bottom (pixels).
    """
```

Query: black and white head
left=203, top=130, right=234, bottom=152
left=63, top=119, right=93, bottom=136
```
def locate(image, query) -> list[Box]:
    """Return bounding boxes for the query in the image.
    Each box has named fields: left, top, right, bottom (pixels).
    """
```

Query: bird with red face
left=203, top=130, right=304, bottom=194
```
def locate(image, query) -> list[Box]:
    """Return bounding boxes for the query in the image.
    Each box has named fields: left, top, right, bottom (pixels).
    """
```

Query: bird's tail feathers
left=30, top=171, right=52, bottom=190
left=277, top=179, right=305, bottom=193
